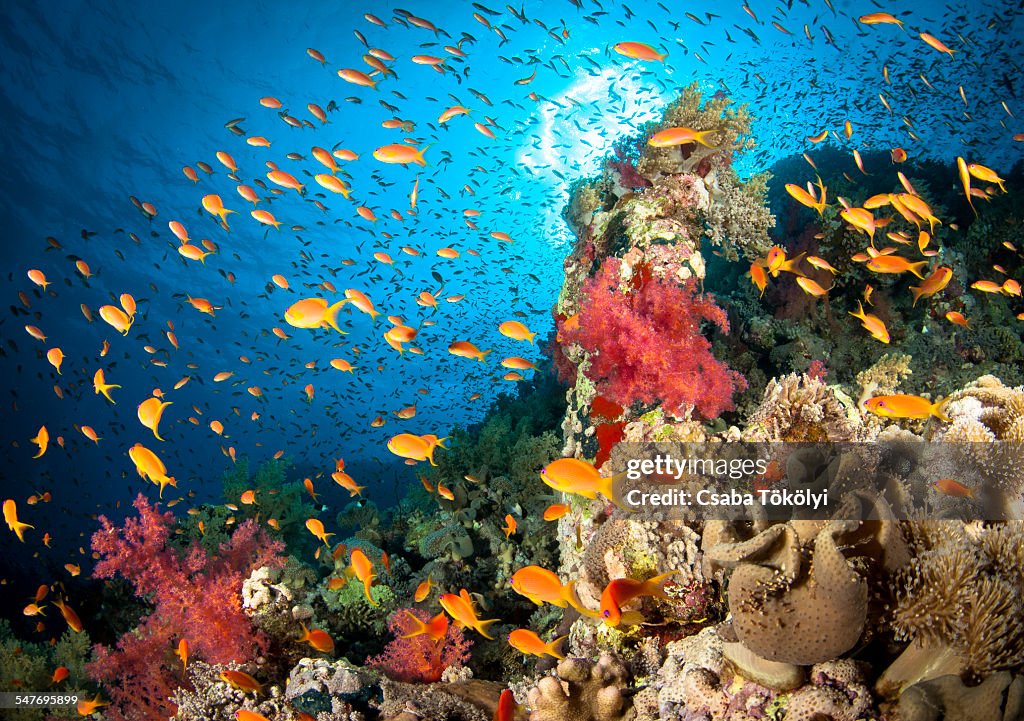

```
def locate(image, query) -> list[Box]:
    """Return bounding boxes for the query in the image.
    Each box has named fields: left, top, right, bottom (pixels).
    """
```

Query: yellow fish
left=137, top=397, right=172, bottom=441
left=863, top=394, right=949, bottom=422
left=849, top=301, right=890, bottom=343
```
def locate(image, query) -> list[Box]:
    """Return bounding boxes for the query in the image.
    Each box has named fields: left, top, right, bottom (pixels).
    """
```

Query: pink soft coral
left=86, top=494, right=285, bottom=721
left=560, top=258, right=746, bottom=420
left=367, top=608, right=473, bottom=683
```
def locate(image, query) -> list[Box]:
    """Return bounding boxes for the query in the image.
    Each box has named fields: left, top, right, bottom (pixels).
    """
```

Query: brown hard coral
left=783, top=659, right=877, bottom=721
left=527, top=653, right=635, bottom=721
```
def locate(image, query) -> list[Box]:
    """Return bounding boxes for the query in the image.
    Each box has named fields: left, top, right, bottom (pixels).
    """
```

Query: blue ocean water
left=0, top=0, right=1021, bottom=625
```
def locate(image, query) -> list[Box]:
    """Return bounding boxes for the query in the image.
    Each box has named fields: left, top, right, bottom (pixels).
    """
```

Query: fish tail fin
left=564, top=581, right=599, bottom=618
left=695, top=129, right=718, bottom=148
left=910, top=285, right=924, bottom=307
left=13, top=521, right=33, bottom=542
left=849, top=300, right=865, bottom=321
left=478, top=349, right=492, bottom=362
left=931, top=398, right=951, bottom=423
left=598, top=472, right=629, bottom=509
left=909, top=261, right=928, bottom=280
left=647, top=571, right=676, bottom=599
left=548, top=636, right=568, bottom=659
left=400, top=612, right=427, bottom=638
left=325, top=301, right=347, bottom=333
left=476, top=617, right=500, bottom=640
left=364, top=582, right=379, bottom=606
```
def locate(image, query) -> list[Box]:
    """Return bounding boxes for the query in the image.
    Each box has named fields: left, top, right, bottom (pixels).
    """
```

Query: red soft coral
left=86, top=494, right=285, bottom=721
left=367, top=608, right=473, bottom=683
left=560, top=258, right=746, bottom=420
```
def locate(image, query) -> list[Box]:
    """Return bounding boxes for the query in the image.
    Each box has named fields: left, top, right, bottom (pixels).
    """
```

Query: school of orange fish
left=2, top=1, right=1022, bottom=716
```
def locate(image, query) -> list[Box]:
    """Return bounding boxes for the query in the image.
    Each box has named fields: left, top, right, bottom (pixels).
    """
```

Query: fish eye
left=602, top=610, right=610, bottom=618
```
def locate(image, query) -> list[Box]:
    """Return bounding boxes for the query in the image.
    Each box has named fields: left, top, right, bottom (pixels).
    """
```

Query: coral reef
left=883, top=521, right=1024, bottom=690
left=285, top=657, right=375, bottom=718
left=559, top=257, right=746, bottom=421
left=528, top=653, right=635, bottom=721
left=88, top=494, right=285, bottom=721
left=367, top=608, right=473, bottom=683
left=0, top=619, right=91, bottom=721
left=170, top=661, right=297, bottom=721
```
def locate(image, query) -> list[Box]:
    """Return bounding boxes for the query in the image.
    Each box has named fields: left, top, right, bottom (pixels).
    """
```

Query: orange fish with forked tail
left=3, top=499, right=33, bottom=542
left=349, top=549, right=377, bottom=605
left=507, top=629, right=566, bottom=659
left=600, top=572, right=675, bottom=626
left=863, top=394, right=949, bottom=422
left=510, top=565, right=599, bottom=618
left=539, top=458, right=615, bottom=502
left=439, top=589, right=499, bottom=639
left=400, top=611, right=448, bottom=643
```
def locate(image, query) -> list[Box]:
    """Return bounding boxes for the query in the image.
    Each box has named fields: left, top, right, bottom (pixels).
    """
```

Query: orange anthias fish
left=373, top=143, right=429, bottom=166
left=540, top=458, right=615, bottom=502
left=129, top=443, right=176, bottom=498
left=387, top=433, right=447, bottom=465
left=299, top=623, right=335, bottom=653
left=494, top=689, right=518, bottom=721
left=439, top=589, right=499, bottom=639
left=502, top=514, right=516, bottom=539
left=137, top=396, right=172, bottom=440
left=177, top=639, right=188, bottom=672
left=414, top=576, right=432, bottom=603
left=849, top=301, right=890, bottom=344
left=219, top=669, right=263, bottom=693
left=93, top=369, right=121, bottom=403
left=305, top=518, right=334, bottom=546
left=510, top=565, right=595, bottom=617
left=284, top=298, right=347, bottom=333
left=507, top=628, right=566, bottom=659
left=932, top=478, right=975, bottom=499
left=30, top=425, right=49, bottom=458
left=784, top=181, right=828, bottom=215
left=765, top=246, right=805, bottom=278
left=498, top=320, right=536, bottom=344
left=863, top=394, right=950, bottom=422
left=3, top=500, right=33, bottom=542
left=349, top=548, right=377, bottom=605
left=910, top=267, right=953, bottom=307
left=52, top=596, right=82, bottom=633
left=543, top=504, right=570, bottom=521
left=648, top=126, right=717, bottom=148
left=76, top=695, right=110, bottom=716
left=236, top=711, right=272, bottom=721
left=612, top=41, right=666, bottom=62
left=400, top=610, right=449, bottom=643
left=448, top=341, right=491, bottom=361
left=600, top=572, right=675, bottom=626
left=865, top=255, right=928, bottom=278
